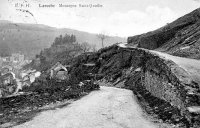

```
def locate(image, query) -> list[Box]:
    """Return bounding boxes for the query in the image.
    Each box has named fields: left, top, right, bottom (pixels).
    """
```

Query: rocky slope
left=128, top=8, right=200, bottom=59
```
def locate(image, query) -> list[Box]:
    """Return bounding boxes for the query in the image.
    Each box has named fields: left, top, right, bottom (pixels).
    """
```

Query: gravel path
left=14, top=86, right=158, bottom=128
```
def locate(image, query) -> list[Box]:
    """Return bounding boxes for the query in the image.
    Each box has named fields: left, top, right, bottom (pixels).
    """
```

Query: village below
left=0, top=53, right=32, bottom=97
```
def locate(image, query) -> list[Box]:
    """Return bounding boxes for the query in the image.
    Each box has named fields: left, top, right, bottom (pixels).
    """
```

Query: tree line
left=51, top=34, right=76, bottom=46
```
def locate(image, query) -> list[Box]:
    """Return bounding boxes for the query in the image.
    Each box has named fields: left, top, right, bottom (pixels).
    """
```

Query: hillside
left=0, top=21, right=125, bottom=59
left=128, top=8, right=200, bottom=59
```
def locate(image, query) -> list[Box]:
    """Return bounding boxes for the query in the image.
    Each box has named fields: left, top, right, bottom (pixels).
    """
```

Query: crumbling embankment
left=71, top=44, right=200, bottom=126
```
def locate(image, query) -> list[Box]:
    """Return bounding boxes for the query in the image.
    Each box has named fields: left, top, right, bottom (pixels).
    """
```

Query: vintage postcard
left=0, top=0, right=200, bottom=128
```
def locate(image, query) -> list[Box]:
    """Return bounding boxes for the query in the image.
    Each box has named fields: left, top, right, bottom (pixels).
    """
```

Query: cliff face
left=70, top=44, right=200, bottom=126
left=127, top=8, right=200, bottom=59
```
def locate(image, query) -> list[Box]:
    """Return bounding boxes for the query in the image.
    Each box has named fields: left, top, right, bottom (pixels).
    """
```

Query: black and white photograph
left=0, top=0, right=200, bottom=127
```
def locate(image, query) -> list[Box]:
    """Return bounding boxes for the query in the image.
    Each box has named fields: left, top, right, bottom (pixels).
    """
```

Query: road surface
left=14, top=86, right=158, bottom=128
left=117, top=42, right=200, bottom=84
left=151, top=50, right=200, bottom=84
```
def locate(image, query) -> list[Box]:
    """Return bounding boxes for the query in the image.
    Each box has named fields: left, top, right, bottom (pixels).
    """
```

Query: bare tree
left=97, top=33, right=108, bottom=48
left=81, top=42, right=91, bottom=53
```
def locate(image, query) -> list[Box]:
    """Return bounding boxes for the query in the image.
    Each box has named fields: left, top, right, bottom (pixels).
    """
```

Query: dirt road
left=14, top=86, right=158, bottom=128
left=118, top=42, right=200, bottom=84
left=150, top=50, right=200, bottom=84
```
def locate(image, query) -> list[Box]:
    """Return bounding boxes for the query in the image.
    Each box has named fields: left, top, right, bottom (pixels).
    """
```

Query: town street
left=14, top=86, right=158, bottom=128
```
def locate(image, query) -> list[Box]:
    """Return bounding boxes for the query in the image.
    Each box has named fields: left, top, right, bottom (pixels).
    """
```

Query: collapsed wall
left=70, top=44, right=200, bottom=126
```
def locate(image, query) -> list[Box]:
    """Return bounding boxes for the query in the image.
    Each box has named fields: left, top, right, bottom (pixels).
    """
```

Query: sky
left=0, top=0, right=199, bottom=37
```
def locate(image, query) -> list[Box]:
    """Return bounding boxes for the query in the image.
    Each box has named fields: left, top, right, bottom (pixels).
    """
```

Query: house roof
left=64, top=65, right=71, bottom=68
left=50, top=62, right=67, bottom=72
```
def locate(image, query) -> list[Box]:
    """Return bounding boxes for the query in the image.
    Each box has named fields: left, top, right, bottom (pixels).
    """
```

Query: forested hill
left=0, top=21, right=126, bottom=59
